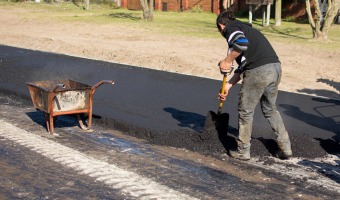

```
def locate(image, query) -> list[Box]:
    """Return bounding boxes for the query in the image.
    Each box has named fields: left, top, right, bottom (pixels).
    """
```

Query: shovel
left=203, top=67, right=234, bottom=133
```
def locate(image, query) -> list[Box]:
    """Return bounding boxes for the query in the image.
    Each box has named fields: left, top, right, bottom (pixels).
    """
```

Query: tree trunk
left=116, top=0, right=121, bottom=7
left=149, top=0, right=154, bottom=21
left=85, top=0, right=90, bottom=10
left=305, top=0, right=340, bottom=40
left=322, top=0, right=340, bottom=39
left=140, top=0, right=154, bottom=21
left=275, top=0, right=282, bottom=26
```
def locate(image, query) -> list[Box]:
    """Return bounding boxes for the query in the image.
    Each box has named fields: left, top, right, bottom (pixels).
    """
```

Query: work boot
left=229, top=149, right=251, bottom=160
left=228, top=143, right=251, bottom=161
left=276, top=140, right=292, bottom=159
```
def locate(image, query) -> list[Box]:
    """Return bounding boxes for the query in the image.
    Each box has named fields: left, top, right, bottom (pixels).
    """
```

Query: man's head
left=216, top=10, right=236, bottom=35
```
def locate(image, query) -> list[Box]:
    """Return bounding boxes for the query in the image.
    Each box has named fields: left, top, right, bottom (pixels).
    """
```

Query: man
left=216, top=10, right=292, bottom=160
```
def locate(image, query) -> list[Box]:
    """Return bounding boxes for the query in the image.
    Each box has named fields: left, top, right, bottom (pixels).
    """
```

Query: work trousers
left=237, top=62, right=290, bottom=150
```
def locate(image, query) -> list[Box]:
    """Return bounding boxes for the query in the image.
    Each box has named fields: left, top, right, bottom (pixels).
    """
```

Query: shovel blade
left=203, top=111, right=229, bottom=134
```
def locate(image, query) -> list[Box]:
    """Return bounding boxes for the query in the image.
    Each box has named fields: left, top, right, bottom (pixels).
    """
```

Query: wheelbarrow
left=27, top=79, right=114, bottom=134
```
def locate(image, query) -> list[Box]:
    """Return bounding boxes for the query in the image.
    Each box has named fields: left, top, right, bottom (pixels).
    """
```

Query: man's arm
left=219, top=49, right=242, bottom=73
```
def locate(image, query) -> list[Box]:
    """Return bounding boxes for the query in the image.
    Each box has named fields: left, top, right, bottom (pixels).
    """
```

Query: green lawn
left=1, top=1, right=340, bottom=50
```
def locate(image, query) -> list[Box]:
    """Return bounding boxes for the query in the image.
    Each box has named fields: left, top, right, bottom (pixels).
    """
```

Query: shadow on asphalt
left=280, top=98, right=339, bottom=134
left=163, top=107, right=206, bottom=132
left=256, top=138, right=280, bottom=157
left=26, top=111, right=81, bottom=132
left=316, top=78, right=340, bottom=93
left=297, top=158, right=340, bottom=184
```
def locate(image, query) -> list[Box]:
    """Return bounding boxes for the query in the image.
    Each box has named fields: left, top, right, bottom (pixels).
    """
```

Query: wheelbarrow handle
left=92, top=80, right=114, bottom=90
left=52, top=84, right=66, bottom=92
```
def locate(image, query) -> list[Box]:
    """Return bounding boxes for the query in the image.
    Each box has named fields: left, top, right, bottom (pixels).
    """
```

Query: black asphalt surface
left=1, top=102, right=338, bottom=199
left=0, top=45, right=339, bottom=159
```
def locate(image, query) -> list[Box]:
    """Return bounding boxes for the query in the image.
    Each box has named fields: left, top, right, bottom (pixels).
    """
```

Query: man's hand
left=219, top=49, right=242, bottom=74
left=218, top=83, right=232, bottom=101
left=218, top=59, right=232, bottom=74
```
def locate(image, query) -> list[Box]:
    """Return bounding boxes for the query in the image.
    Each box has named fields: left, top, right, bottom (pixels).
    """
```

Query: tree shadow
left=317, top=78, right=340, bottom=93
left=269, top=27, right=306, bottom=39
left=297, top=88, right=340, bottom=99
left=163, top=107, right=206, bottom=132
left=280, top=103, right=339, bottom=135
left=280, top=101, right=339, bottom=154
left=297, top=78, right=340, bottom=99
left=251, top=21, right=307, bottom=39
left=108, top=13, right=141, bottom=21
left=71, top=0, right=80, bottom=7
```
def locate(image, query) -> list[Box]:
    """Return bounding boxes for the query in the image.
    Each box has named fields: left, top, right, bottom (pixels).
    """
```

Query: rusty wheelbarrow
left=27, top=79, right=114, bottom=134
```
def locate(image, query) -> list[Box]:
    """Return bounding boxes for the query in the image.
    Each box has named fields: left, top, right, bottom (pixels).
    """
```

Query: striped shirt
left=223, top=20, right=279, bottom=72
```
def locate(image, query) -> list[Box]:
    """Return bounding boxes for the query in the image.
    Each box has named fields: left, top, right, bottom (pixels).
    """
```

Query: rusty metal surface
left=27, top=79, right=92, bottom=113
left=26, top=79, right=113, bottom=134
left=54, top=90, right=89, bottom=112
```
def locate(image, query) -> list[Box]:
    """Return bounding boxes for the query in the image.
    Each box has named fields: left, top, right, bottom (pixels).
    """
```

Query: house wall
left=282, top=0, right=308, bottom=20
left=119, top=0, right=313, bottom=21
left=120, top=0, right=224, bottom=13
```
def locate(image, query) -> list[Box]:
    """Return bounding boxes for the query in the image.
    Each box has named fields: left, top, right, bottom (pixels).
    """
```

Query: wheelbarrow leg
left=43, top=112, right=51, bottom=133
left=43, top=112, right=54, bottom=134
left=49, top=114, right=54, bottom=134
left=88, top=110, right=92, bottom=130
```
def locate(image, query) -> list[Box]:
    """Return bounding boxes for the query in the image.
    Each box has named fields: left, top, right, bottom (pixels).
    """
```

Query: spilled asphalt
left=0, top=45, right=339, bottom=160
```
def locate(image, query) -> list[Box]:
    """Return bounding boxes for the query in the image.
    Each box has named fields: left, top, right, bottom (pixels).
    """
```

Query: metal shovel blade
left=203, top=111, right=229, bottom=134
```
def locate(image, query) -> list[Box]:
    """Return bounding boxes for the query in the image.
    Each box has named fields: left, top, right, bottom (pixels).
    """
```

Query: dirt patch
left=0, top=6, right=339, bottom=100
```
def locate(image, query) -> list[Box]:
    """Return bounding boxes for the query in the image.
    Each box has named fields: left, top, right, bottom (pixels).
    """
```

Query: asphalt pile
left=94, top=115, right=331, bottom=160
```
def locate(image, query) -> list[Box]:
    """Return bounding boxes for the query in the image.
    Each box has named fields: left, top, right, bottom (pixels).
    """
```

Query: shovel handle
left=217, top=67, right=234, bottom=114
left=218, top=74, right=227, bottom=114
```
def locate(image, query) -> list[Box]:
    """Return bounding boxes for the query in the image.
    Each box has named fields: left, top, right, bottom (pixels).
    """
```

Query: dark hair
left=216, top=10, right=236, bottom=33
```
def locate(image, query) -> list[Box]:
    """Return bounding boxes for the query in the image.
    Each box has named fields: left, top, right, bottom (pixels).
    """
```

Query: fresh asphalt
left=0, top=45, right=339, bottom=159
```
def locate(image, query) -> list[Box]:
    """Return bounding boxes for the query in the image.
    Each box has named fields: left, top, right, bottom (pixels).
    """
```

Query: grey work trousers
left=237, top=62, right=290, bottom=150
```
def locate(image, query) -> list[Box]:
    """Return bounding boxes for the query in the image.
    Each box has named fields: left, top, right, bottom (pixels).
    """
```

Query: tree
left=140, top=0, right=154, bottom=21
left=84, top=0, right=90, bottom=10
left=275, top=0, right=282, bottom=26
left=305, top=0, right=340, bottom=40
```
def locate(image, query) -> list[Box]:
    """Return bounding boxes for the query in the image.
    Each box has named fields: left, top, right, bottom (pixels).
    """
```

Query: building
left=119, top=0, right=324, bottom=21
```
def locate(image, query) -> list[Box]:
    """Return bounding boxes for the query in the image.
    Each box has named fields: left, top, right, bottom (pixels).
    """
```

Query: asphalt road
left=0, top=97, right=338, bottom=199
left=0, top=45, right=339, bottom=159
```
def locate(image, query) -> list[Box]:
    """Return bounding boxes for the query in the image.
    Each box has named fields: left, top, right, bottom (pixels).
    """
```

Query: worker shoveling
left=203, top=67, right=234, bottom=135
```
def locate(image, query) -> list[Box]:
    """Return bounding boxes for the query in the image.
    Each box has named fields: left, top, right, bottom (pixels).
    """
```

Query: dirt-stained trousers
left=237, top=62, right=290, bottom=151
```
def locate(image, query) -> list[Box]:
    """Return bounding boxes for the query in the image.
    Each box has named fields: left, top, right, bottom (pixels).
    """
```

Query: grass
left=1, top=1, right=340, bottom=50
